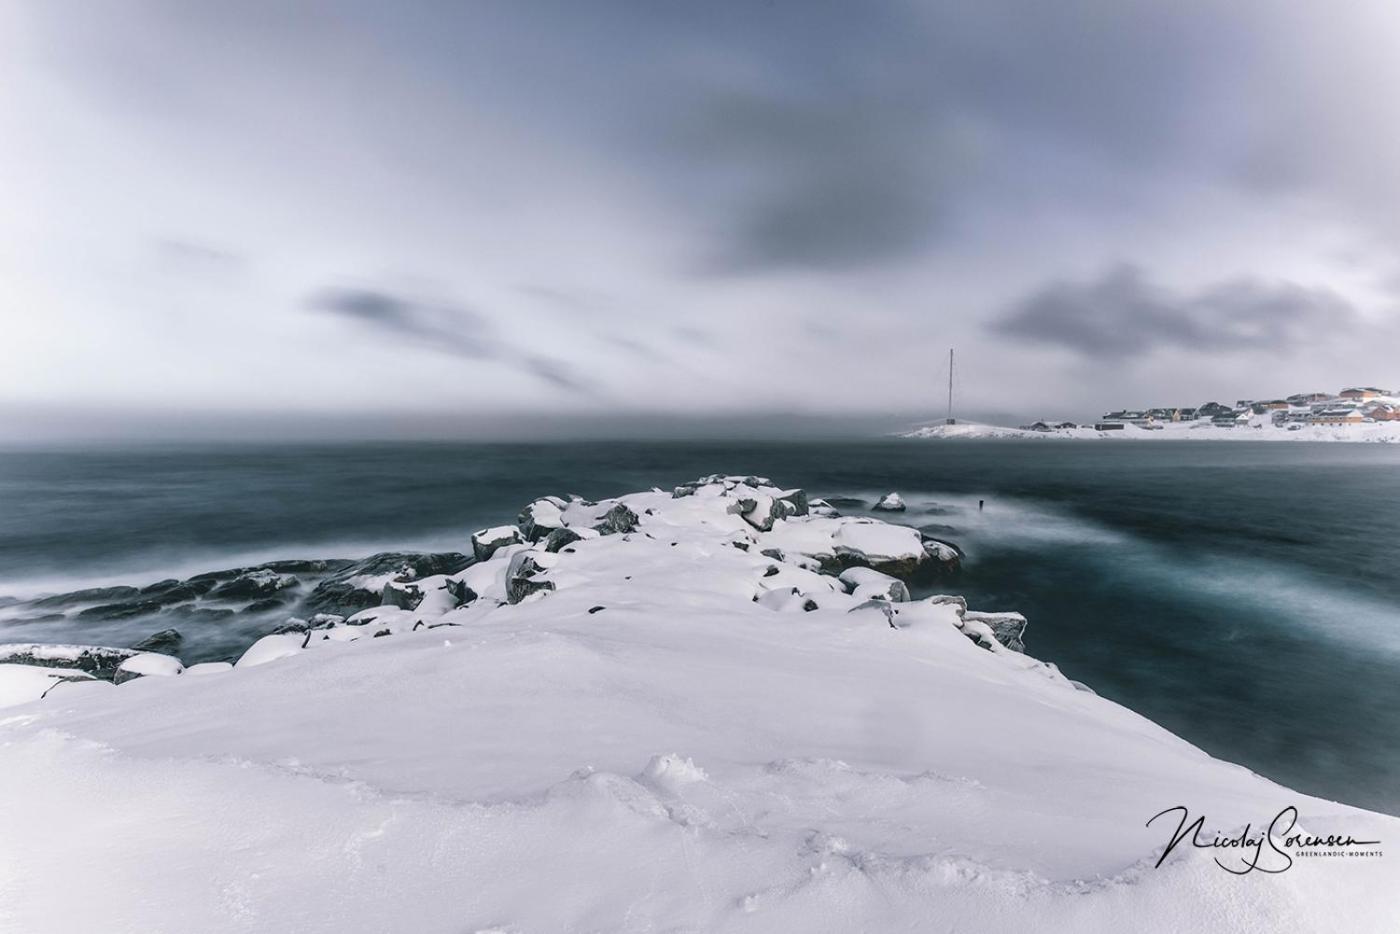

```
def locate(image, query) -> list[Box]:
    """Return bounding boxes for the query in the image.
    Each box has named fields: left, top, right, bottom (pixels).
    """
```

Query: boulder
left=473, top=526, right=524, bottom=561
left=593, top=503, right=639, bottom=535
left=961, top=611, right=1027, bottom=653
left=506, top=552, right=555, bottom=605
left=75, top=600, right=165, bottom=620
left=301, top=552, right=472, bottom=616
left=872, top=492, right=906, bottom=512
left=382, top=580, right=424, bottom=610
left=209, top=569, right=299, bottom=601
left=237, top=633, right=306, bottom=668
left=0, top=643, right=137, bottom=681
left=131, top=628, right=183, bottom=655
left=837, top=567, right=910, bottom=603
left=29, top=585, right=140, bottom=609
left=517, top=498, right=568, bottom=542
left=113, top=652, right=184, bottom=685
left=544, top=527, right=583, bottom=553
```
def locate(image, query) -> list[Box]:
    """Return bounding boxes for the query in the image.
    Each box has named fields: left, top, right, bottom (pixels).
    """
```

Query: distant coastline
left=905, top=386, right=1400, bottom=442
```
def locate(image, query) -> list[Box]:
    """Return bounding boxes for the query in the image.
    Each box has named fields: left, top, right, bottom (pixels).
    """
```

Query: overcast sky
left=2, top=0, right=1398, bottom=439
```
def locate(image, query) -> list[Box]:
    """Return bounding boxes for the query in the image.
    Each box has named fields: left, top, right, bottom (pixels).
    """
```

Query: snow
left=0, top=663, right=94, bottom=707
left=902, top=419, right=1400, bottom=442
left=114, top=652, right=184, bottom=680
left=0, top=474, right=1394, bottom=932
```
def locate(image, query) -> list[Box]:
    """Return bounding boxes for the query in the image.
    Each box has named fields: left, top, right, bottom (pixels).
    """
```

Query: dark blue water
left=1, top=440, right=1398, bottom=814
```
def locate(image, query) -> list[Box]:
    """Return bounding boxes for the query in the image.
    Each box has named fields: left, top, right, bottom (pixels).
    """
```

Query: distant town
left=1021, top=387, right=1400, bottom=432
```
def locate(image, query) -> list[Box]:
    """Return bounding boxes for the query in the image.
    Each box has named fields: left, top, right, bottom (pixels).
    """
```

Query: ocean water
left=1, top=440, right=1398, bottom=814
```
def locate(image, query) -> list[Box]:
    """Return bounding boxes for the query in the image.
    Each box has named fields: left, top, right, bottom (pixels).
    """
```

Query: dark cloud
left=991, top=264, right=1356, bottom=357
left=308, top=286, right=597, bottom=395
left=308, top=287, right=495, bottom=359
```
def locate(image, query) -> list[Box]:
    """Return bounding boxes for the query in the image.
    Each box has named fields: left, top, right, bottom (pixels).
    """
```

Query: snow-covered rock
left=472, top=525, right=523, bottom=561
left=114, top=652, right=185, bottom=684
left=872, top=491, right=906, bottom=511
left=0, top=643, right=137, bottom=680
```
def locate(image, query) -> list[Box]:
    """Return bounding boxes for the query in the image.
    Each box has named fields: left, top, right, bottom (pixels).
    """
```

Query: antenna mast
left=946, top=348, right=955, bottom=424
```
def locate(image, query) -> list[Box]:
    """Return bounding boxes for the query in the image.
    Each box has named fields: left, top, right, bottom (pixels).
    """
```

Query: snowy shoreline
left=901, top=420, right=1400, bottom=442
left=1, top=475, right=1394, bottom=932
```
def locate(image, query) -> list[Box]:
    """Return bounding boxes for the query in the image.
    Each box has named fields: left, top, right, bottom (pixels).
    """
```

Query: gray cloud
left=992, top=264, right=1357, bottom=357
left=308, top=286, right=595, bottom=394
left=308, top=287, right=495, bottom=360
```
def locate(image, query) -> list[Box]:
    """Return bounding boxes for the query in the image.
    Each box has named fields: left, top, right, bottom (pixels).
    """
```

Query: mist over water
left=1, top=440, right=1398, bottom=813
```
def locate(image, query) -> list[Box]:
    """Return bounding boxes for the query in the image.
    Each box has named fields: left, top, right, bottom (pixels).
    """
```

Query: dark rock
left=506, top=552, right=555, bottom=605
left=472, top=528, right=523, bottom=561
left=76, top=600, right=164, bottom=620
left=139, top=579, right=181, bottom=595
left=382, top=580, right=423, bottom=610
left=272, top=619, right=310, bottom=635
left=209, top=570, right=298, bottom=601
left=760, top=548, right=785, bottom=561
left=30, top=585, right=140, bottom=609
left=517, top=497, right=569, bottom=542
left=131, top=628, right=182, bottom=654
left=0, top=644, right=137, bottom=680
left=163, top=605, right=236, bottom=623
left=373, top=628, right=392, bottom=638
left=444, top=579, right=478, bottom=606
left=10, top=613, right=67, bottom=623
left=300, top=552, right=472, bottom=616
left=146, top=582, right=214, bottom=605
left=776, top=489, right=809, bottom=516
left=544, top=527, right=583, bottom=553
left=245, top=597, right=289, bottom=613
left=593, top=503, right=639, bottom=535
left=963, top=611, right=1027, bottom=653
left=588, top=605, right=605, bottom=614
left=258, top=558, right=355, bottom=575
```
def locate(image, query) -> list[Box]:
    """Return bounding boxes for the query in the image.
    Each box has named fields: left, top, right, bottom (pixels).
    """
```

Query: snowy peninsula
left=904, top=386, right=1400, bottom=441
left=1, top=476, right=1393, bottom=932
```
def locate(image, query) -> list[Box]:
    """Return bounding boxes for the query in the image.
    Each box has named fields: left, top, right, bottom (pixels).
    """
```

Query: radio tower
left=945, top=348, right=956, bottom=425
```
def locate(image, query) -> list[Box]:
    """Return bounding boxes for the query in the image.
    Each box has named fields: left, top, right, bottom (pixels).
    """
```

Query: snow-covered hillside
left=902, top=419, right=1400, bottom=442
left=1, top=476, right=1393, bottom=932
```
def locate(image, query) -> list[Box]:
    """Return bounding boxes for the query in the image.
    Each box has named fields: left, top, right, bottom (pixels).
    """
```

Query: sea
left=1, top=439, right=1397, bottom=814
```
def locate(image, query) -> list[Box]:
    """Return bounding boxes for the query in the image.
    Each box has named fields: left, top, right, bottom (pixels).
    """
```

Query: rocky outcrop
left=302, top=552, right=473, bottom=616
left=0, top=643, right=137, bottom=680
left=872, top=492, right=906, bottom=512
left=132, top=628, right=183, bottom=655
left=960, top=611, right=1028, bottom=653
